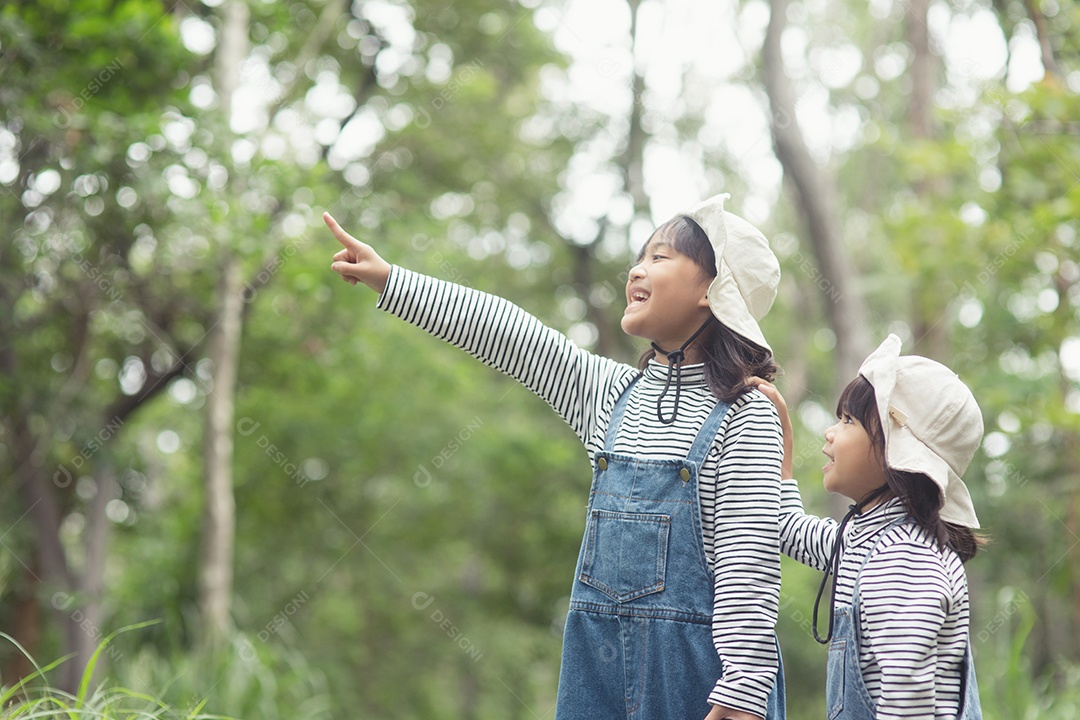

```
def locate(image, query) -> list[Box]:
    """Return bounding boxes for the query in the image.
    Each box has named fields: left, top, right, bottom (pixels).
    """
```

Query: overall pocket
left=579, top=510, right=671, bottom=603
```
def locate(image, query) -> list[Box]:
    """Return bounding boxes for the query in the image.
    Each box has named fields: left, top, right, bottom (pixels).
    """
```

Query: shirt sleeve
left=778, top=480, right=839, bottom=572
left=707, top=391, right=784, bottom=717
left=859, top=540, right=951, bottom=720
left=376, top=266, right=635, bottom=445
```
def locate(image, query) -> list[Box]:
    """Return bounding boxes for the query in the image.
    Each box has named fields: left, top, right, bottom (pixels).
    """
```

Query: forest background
left=2, top=0, right=1079, bottom=717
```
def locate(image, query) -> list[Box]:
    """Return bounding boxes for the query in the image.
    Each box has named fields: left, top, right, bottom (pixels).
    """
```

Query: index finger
left=747, top=375, right=774, bottom=390
left=323, top=212, right=362, bottom=251
left=749, top=378, right=786, bottom=410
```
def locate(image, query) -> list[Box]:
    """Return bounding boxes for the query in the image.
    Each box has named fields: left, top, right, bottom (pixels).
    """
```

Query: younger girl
left=754, top=334, right=984, bottom=719
left=326, top=193, right=786, bottom=720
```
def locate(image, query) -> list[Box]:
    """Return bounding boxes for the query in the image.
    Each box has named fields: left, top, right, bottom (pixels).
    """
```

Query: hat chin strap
left=811, top=484, right=890, bottom=644
left=650, top=317, right=714, bottom=425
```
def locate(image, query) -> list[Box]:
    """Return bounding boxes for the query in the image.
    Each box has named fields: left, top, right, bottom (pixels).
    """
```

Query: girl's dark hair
left=837, top=376, right=987, bottom=562
left=634, top=216, right=779, bottom=403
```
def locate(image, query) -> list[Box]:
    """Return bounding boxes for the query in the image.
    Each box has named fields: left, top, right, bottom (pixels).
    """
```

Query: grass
left=0, top=621, right=233, bottom=720
left=979, top=590, right=1080, bottom=720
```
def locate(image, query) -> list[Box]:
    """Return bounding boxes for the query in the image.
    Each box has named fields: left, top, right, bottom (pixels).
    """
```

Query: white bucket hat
left=858, top=334, right=984, bottom=528
left=682, top=193, right=781, bottom=351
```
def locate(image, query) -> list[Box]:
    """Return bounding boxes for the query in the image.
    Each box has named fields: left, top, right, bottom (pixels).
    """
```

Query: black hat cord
left=650, top=317, right=714, bottom=425
left=811, top=504, right=857, bottom=644
left=812, top=485, right=890, bottom=644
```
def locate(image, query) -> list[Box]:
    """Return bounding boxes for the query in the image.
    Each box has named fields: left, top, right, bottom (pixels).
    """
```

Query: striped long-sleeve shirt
left=780, top=487, right=971, bottom=719
left=377, top=266, right=783, bottom=716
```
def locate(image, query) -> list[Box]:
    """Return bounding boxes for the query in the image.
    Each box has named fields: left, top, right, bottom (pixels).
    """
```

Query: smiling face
left=620, top=220, right=715, bottom=352
left=822, top=377, right=890, bottom=505
left=821, top=415, right=888, bottom=503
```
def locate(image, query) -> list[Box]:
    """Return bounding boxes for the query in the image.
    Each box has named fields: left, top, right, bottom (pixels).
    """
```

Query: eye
left=841, top=413, right=854, bottom=425
left=652, top=253, right=667, bottom=261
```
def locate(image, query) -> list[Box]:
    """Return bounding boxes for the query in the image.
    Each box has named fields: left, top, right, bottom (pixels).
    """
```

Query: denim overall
left=826, top=520, right=983, bottom=720
left=555, top=382, right=786, bottom=719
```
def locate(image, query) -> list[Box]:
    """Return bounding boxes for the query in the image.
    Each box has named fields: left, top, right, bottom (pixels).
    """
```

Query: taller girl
left=326, top=193, right=786, bottom=720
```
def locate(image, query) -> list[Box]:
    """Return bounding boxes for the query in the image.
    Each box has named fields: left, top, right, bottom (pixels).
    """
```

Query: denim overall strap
left=827, top=518, right=984, bottom=720
left=955, top=638, right=984, bottom=719
left=825, top=518, right=905, bottom=720
left=601, top=375, right=639, bottom=451
left=555, top=381, right=786, bottom=720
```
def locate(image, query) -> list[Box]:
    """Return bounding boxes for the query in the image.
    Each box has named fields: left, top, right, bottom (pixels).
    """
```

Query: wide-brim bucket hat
left=859, top=334, right=984, bottom=528
left=682, top=193, right=781, bottom=351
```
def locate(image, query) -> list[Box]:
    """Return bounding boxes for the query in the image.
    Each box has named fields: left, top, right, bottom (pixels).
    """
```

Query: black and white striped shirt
left=780, top=489, right=971, bottom=719
left=377, top=266, right=783, bottom=716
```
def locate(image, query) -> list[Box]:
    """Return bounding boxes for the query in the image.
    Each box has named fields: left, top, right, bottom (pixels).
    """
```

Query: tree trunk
left=2, top=561, right=42, bottom=689
left=198, top=255, right=243, bottom=645
left=761, top=0, right=872, bottom=386
left=561, top=0, right=649, bottom=363
left=11, top=417, right=82, bottom=691
left=69, top=465, right=118, bottom=688
left=1021, top=0, right=1060, bottom=80
left=906, top=0, right=934, bottom=142
left=1055, top=272, right=1080, bottom=661
left=905, top=0, right=949, bottom=360
left=197, top=0, right=248, bottom=647
left=623, top=0, right=647, bottom=216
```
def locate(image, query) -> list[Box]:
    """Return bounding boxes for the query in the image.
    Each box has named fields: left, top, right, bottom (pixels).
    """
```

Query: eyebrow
left=637, top=239, right=675, bottom=259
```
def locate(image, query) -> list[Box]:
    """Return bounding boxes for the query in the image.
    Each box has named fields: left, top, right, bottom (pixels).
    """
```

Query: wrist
left=367, top=260, right=391, bottom=293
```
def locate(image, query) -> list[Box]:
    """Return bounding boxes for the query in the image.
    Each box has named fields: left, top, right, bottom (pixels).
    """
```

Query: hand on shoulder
left=747, top=376, right=793, bottom=479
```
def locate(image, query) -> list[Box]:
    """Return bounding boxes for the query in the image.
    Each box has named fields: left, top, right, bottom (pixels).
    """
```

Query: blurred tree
left=761, top=0, right=873, bottom=388
left=25, top=0, right=585, bottom=714
left=2, top=0, right=1079, bottom=717
left=749, top=1, right=1080, bottom=715
left=197, top=0, right=249, bottom=650
left=0, top=0, right=199, bottom=690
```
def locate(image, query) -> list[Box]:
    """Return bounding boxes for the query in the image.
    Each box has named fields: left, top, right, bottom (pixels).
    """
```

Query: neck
left=853, top=486, right=893, bottom=514
left=652, top=346, right=705, bottom=365
left=651, top=317, right=714, bottom=366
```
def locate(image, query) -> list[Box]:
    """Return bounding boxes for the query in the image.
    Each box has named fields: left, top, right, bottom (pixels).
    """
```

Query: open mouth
left=627, top=290, right=650, bottom=308
left=822, top=450, right=834, bottom=473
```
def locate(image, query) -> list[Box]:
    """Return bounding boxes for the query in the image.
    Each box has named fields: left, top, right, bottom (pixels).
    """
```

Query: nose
left=823, top=421, right=839, bottom=442
left=628, top=263, right=645, bottom=282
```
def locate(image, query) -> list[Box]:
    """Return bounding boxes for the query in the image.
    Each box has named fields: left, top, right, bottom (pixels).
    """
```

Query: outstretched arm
left=325, top=212, right=391, bottom=293
left=748, top=377, right=838, bottom=571
left=747, top=377, right=792, bottom=479
left=323, top=212, right=635, bottom=446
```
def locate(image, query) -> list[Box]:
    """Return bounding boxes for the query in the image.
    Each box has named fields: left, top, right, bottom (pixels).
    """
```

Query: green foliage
left=0, top=622, right=235, bottom=719
left=757, top=3, right=1080, bottom=716
left=2, top=0, right=1079, bottom=716
left=109, top=633, right=332, bottom=720
left=976, top=588, right=1080, bottom=720
left=0, top=623, right=331, bottom=719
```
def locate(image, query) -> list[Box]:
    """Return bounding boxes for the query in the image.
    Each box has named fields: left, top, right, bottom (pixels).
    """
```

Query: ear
left=697, top=279, right=712, bottom=309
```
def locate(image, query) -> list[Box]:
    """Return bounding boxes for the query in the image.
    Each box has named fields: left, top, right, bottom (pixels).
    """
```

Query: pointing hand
left=325, top=212, right=391, bottom=293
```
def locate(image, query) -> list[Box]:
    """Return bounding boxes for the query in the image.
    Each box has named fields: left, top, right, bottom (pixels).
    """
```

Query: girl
left=325, top=193, right=786, bottom=720
left=754, top=334, right=984, bottom=720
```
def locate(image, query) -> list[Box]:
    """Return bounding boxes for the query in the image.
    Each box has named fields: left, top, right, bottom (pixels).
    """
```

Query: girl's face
left=821, top=412, right=889, bottom=503
left=621, top=234, right=713, bottom=351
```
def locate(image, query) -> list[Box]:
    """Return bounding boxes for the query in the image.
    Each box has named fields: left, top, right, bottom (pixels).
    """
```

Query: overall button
left=679, top=467, right=690, bottom=482
left=598, top=457, right=608, bottom=471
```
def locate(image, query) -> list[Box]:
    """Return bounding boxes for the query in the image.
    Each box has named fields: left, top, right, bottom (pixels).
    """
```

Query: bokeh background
left=2, top=0, right=1078, bottom=716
